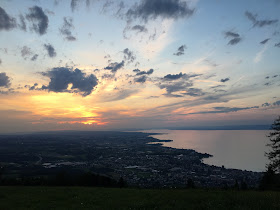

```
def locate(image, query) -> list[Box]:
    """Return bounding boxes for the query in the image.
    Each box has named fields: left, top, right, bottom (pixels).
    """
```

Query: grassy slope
left=0, top=186, right=280, bottom=209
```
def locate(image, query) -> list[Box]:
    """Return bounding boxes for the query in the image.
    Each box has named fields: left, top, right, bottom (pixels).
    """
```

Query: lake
left=142, top=130, right=270, bottom=172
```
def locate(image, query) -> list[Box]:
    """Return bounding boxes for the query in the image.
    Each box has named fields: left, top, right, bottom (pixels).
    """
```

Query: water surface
left=143, top=130, right=269, bottom=172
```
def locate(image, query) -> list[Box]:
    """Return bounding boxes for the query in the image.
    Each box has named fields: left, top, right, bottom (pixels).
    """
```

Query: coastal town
left=0, top=131, right=262, bottom=188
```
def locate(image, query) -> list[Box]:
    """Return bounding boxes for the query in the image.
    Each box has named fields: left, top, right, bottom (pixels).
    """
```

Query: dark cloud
left=265, top=76, right=269, bottom=79
left=163, top=72, right=185, bottom=80
left=163, top=72, right=200, bottom=81
left=220, top=78, right=230, bottom=83
left=275, top=42, right=280, bottom=47
left=173, top=44, right=186, bottom=56
left=0, top=72, right=11, bottom=88
left=225, top=31, right=240, bottom=38
left=262, top=102, right=270, bottom=107
left=224, top=31, right=242, bottom=45
left=70, top=0, right=92, bottom=12
left=26, top=6, right=49, bottom=35
left=0, top=7, right=16, bottom=31
left=159, top=80, right=193, bottom=95
left=29, top=83, right=38, bottom=90
left=245, top=11, right=278, bottom=27
left=260, top=38, right=270, bottom=44
left=273, top=100, right=280, bottom=106
left=18, top=14, right=27, bottom=31
left=123, top=48, right=136, bottom=63
left=71, top=0, right=79, bottom=12
left=31, top=54, right=38, bottom=61
left=134, top=75, right=147, bottom=83
left=21, top=46, right=32, bottom=58
left=228, top=37, right=241, bottom=45
left=104, top=60, right=124, bottom=73
left=126, top=0, right=194, bottom=22
left=60, top=17, right=76, bottom=41
left=102, top=73, right=115, bottom=80
left=133, top=69, right=141, bottom=73
left=44, top=43, right=56, bottom=58
left=0, top=58, right=2, bottom=65
left=159, top=73, right=203, bottom=97
left=40, top=67, right=98, bottom=96
left=131, top=25, right=148, bottom=33
left=135, top=69, right=154, bottom=76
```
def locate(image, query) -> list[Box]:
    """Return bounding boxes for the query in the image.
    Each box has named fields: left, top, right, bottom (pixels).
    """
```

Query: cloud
left=262, top=102, right=270, bottom=107
left=131, top=25, right=148, bottom=33
left=245, top=11, right=278, bottom=27
left=224, top=31, right=242, bottom=45
left=134, top=75, right=147, bottom=83
left=29, top=83, right=38, bottom=90
left=186, top=106, right=259, bottom=115
left=0, top=7, right=16, bottom=31
left=26, top=6, right=49, bottom=35
left=254, top=44, right=268, bottom=63
left=44, top=43, right=57, bottom=57
left=101, top=88, right=139, bottom=102
left=220, top=78, right=230, bottom=83
left=133, top=68, right=154, bottom=83
left=225, top=31, right=239, bottom=38
left=135, top=69, right=154, bottom=76
left=71, top=0, right=79, bottom=12
left=0, top=72, right=11, bottom=88
left=173, top=44, right=187, bottom=56
left=31, top=54, right=39, bottom=61
left=123, top=48, right=136, bottom=63
left=21, top=46, right=33, bottom=58
left=104, top=60, right=124, bottom=73
left=260, top=38, right=270, bottom=44
left=210, top=85, right=225, bottom=89
left=273, top=100, right=280, bottom=106
left=159, top=80, right=193, bottom=94
left=180, top=88, right=205, bottom=97
left=40, top=67, right=98, bottom=96
left=158, top=72, right=203, bottom=97
left=228, top=38, right=241, bottom=45
left=275, top=42, right=280, bottom=47
left=70, top=0, right=92, bottom=12
left=126, top=0, right=195, bottom=22
left=163, top=72, right=200, bottom=81
left=18, top=14, right=27, bottom=31
left=60, top=17, right=76, bottom=41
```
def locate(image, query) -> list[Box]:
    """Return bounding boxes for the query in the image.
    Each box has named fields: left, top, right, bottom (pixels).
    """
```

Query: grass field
left=0, top=186, right=280, bottom=209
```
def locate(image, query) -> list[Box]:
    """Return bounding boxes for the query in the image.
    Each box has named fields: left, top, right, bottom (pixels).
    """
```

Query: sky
left=0, top=0, right=280, bottom=133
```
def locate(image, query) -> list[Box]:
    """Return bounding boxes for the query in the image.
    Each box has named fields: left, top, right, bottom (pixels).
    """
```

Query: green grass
left=0, top=186, right=280, bottom=209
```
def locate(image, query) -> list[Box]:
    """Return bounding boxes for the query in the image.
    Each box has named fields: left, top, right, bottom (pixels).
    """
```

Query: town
left=0, top=131, right=262, bottom=188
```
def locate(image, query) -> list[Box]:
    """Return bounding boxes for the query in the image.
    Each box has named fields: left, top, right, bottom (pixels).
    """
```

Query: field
left=0, top=186, right=280, bottom=209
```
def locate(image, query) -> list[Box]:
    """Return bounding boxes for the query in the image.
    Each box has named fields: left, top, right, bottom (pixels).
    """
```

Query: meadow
left=0, top=186, right=280, bottom=209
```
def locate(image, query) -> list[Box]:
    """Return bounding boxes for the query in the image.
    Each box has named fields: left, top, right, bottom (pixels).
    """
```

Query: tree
left=186, top=178, right=195, bottom=188
left=266, top=116, right=280, bottom=173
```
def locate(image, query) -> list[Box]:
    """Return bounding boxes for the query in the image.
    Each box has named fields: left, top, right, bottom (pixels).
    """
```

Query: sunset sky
left=0, top=0, right=280, bottom=133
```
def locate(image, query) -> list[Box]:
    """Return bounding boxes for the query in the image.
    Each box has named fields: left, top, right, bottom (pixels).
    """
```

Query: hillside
left=0, top=186, right=279, bottom=209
